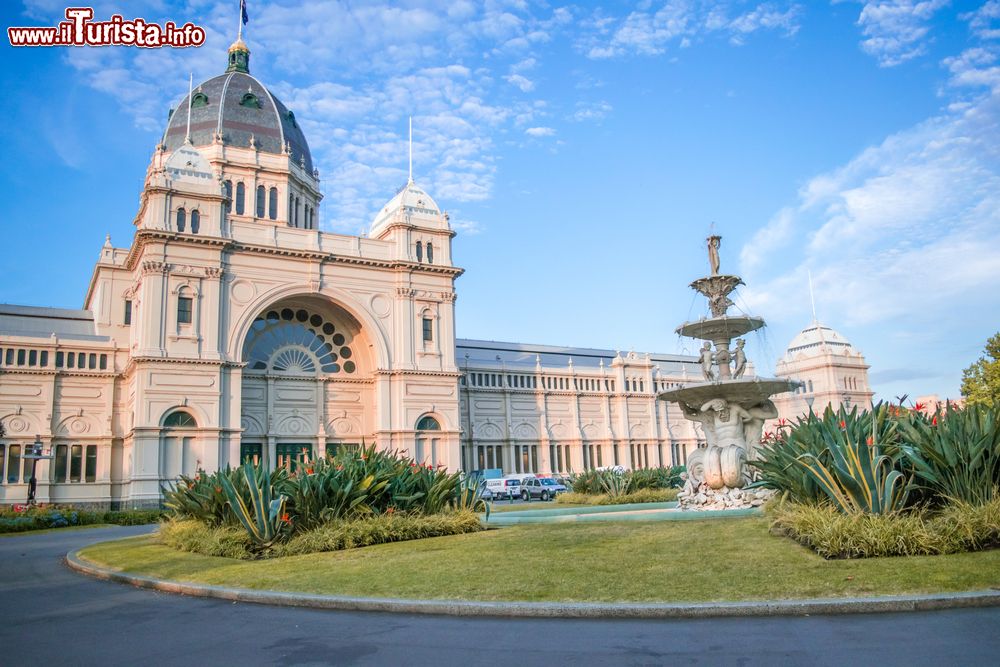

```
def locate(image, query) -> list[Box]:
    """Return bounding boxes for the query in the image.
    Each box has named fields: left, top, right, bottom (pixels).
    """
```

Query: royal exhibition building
left=0, top=40, right=873, bottom=508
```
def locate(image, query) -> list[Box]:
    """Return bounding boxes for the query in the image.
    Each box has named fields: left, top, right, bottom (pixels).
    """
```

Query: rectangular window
left=85, top=445, right=97, bottom=482
left=124, top=300, right=132, bottom=325
left=67, top=351, right=75, bottom=368
left=17, top=349, right=25, bottom=365
left=7, top=444, right=20, bottom=483
left=40, top=351, right=48, bottom=367
left=89, top=353, right=97, bottom=369
left=54, top=444, right=68, bottom=482
left=5, top=349, right=12, bottom=365
left=276, top=443, right=313, bottom=471
left=422, top=317, right=433, bottom=343
left=0, top=444, right=4, bottom=482
left=177, top=296, right=193, bottom=324
left=99, top=354, right=108, bottom=370
left=70, top=445, right=82, bottom=483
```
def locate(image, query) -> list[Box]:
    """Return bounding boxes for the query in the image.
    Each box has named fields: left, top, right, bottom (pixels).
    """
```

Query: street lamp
left=23, top=435, right=53, bottom=505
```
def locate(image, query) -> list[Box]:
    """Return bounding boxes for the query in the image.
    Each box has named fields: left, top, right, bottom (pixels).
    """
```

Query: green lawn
left=77, top=517, right=1000, bottom=603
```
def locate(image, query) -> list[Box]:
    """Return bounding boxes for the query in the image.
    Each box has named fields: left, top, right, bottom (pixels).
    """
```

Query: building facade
left=0, top=42, right=872, bottom=507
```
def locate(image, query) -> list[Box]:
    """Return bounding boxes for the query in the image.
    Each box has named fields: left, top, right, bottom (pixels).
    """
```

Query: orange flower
left=281, top=513, right=291, bottom=524
left=932, top=416, right=938, bottom=426
left=866, top=436, right=873, bottom=446
left=839, top=420, right=846, bottom=429
left=386, top=507, right=395, bottom=515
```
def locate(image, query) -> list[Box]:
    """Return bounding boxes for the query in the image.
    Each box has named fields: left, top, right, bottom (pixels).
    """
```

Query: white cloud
left=525, top=126, right=556, bottom=137
left=504, top=73, right=535, bottom=91
left=571, top=100, right=613, bottom=121
left=962, top=0, right=1000, bottom=40
left=582, top=1, right=801, bottom=59
left=739, top=47, right=1000, bottom=393
left=854, top=0, right=950, bottom=67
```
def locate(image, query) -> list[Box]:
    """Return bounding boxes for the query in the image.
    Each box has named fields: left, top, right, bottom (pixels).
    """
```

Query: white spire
left=807, top=269, right=818, bottom=323
left=185, top=72, right=193, bottom=143
left=408, top=116, right=413, bottom=184
left=808, top=269, right=826, bottom=347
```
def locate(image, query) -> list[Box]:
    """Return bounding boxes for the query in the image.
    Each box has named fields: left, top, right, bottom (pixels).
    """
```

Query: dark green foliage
left=897, top=404, right=1000, bottom=505
left=162, top=442, right=488, bottom=548
left=571, top=466, right=684, bottom=495
left=0, top=506, right=163, bottom=533
left=751, top=403, right=904, bottom=507
left=961, top=332, right=1000, bottom=407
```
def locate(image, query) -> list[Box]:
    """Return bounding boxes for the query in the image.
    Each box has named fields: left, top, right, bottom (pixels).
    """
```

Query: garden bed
left=0, top=507, right=164, bottom=534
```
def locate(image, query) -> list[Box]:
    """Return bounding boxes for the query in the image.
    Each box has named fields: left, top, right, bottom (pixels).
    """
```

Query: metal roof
left=0, top=304, right=108, bottom=341
left=456, top=338, right=698, bottom=374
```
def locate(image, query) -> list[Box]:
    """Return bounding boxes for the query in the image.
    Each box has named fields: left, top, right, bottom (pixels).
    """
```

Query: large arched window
left=243, top=307, right=359, bottom=375
left=416, top=415, right=441, bottom=431
left=163, top=410, right=197, bottom=428
left=176, top=207, right=186, bottom=232
left=268, top=187, right=278, bottom=220
left=256, top=185, right=266, bottom=218
left=223, top=180, right=233, bottom=213
left=190, top=209, right=200, bottom=234
left=235, top=182, right=245, bottom=215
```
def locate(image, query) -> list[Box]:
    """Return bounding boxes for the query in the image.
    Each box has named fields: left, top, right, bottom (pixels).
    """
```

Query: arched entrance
left=238, top=296, right=376, bottom=469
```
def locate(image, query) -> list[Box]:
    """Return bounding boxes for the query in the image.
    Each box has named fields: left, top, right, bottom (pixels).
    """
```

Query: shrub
left=0, top=506, right=164, bottom=534
left=769, top=497, right=1000, bottom=558
left=271, top=510, right=483, bottom=558
left=556, top=488, right=678, bottom=506
left=571, top=467, right=684, bottom=496
left=158, top=511, right=483, bottom=560
left=159, top=519, right=255, bottom=559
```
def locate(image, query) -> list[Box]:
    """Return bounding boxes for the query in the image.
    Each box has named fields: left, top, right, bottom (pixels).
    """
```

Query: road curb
left=65, top=547, right=1000, bottom=619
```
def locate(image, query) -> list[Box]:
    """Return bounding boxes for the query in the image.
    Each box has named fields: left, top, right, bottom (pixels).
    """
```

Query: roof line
left=216, top=71, right=236, bottom=136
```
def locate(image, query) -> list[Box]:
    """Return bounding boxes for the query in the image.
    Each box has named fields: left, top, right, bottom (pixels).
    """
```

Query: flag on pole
left=241, top=0, right=249, bottom=25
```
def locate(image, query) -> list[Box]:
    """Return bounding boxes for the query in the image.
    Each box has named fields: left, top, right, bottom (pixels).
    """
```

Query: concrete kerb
left=65, top=548, right=1000, bottom=619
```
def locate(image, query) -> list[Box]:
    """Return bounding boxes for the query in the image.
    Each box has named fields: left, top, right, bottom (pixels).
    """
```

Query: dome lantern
left=226, top=38, right=250, bottom=73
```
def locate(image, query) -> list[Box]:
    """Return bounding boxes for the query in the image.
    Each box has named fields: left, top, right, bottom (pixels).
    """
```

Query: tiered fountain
left=658, top=235, right=800, bottom=510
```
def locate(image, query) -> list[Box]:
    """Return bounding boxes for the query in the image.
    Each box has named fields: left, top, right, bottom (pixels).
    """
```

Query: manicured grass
left=78, top=517, right=1000, bottom=603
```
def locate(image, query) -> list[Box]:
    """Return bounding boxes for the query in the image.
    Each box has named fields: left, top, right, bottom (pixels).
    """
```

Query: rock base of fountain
left=677, top=479, right=776, bottom=511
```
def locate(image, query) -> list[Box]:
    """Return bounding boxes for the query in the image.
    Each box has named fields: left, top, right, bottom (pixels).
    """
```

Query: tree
left=961, top=333, right=1000, bottom=407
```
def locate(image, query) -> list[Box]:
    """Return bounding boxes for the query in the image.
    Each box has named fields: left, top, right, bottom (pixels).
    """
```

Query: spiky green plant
left=897, top=404, right=1000, bottom=505
left=220, top=463, right=289, bottom=547
left=794, top=415, right=910, bottom=515
left=452, top=471, right=490, bottom=519
left=751, top=403, right=904, bottom=507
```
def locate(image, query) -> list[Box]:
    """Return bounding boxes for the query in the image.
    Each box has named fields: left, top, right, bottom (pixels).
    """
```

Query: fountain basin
left=658, top=378, right=801, bottom=409
left=676, top=315, right=765, bottom=341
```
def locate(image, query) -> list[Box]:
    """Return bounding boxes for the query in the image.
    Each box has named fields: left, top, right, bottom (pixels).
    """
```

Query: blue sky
left=1, top=0, right=999, bottom=402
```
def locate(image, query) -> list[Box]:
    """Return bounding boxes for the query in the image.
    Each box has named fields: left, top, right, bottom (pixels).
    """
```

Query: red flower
left=281, top=513, right=292, bottom=524
left=932, top=416, right=938, bottom=426
left=866, top=436, right=873, bottom=446
left=913, top=402, right=926, bottom=412
left=839, top=420, right=846, bottom=429
left=306, top=467, right=314, bottom=475
left=777, top=418, right=788, bottom=428
left=386, top=507, right=395, bottom=515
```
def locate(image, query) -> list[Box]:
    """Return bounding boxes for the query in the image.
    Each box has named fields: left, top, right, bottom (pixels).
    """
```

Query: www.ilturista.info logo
left=8, top=7, right=206, bottom=48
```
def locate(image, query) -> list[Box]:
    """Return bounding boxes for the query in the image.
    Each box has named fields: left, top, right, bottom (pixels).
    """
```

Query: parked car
left=477, top=480, right=494, bottom=502
left=484, top=477, right=522, bottom=500
left=520, top=477, right=567, bottom=501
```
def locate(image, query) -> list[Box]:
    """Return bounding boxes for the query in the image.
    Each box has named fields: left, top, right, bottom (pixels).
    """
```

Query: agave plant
left=452, top=471, right=490, bottom=519
left=897, top=404, right=1000, bottom=505
left=598, top=469, right=633, bottom=498
left=794, top=414, right=910, bottom=515
left=220, top=463, right=289, bottom=547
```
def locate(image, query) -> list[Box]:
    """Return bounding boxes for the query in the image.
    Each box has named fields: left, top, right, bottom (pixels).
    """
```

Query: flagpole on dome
left=238, top=0, right=248, bottom=41
left=185, top=72, right=193, bottom=143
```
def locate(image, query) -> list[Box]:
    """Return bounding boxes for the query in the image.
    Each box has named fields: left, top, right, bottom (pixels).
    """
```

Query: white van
left=484, top=477, right=522, bottom=500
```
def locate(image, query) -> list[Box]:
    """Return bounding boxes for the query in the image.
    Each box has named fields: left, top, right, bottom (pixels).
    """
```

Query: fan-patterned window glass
left=243, top=307, right=358, bottom=375
left=416, top=416, right=441, bottom=431
left=163, top=411, right=197, bottom=428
